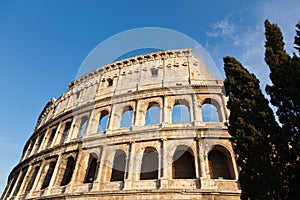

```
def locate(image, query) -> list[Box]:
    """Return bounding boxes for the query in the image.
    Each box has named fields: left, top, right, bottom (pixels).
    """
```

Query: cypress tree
left=264, top=20, right=300, bottom=199
left=295, top=22, right=300, bottom=54
left=224, top=56, right=281, bottom=199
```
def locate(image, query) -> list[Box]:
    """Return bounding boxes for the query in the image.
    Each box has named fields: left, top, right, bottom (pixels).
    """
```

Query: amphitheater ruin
left=2, top=48, right=241, bottom=199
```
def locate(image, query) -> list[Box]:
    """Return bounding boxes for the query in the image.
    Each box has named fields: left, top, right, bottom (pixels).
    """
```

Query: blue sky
left=0, top=0, right=299, bottom=194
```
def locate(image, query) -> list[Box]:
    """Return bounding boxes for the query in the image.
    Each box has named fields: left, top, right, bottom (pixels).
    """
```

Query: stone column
left=85, top=109, right=98, bottom=135
left=159, top=138, right=169, bottom=189
left=28, top=160, right=48, bottom=197
left=198, top=139, right=206, bottom=178
left=17, top=164, right=33, bottom=197
left=93, top=146, right=104, bottom=190
left=31, top=135, right=39, bottom=155
left=39, top=128, right=51, bottom=151
left=107, top=105, right=117, bottom=131
left=134, top=99, right=142, bottom=127
left=54, top=124, right=66, bottom=146
left=68, top=151, right=88, bottom=193
left=52, top=155, right=67, bottom=188
left=70, top=118, right=81, bottom=140
left=40, top=129, right=48, bottom=151
left=131, top=143, right=141, bottom=182
left=124, top=142, right=134, bottom=190
left=63, top=119, right=76, bottom=143
left=51, top=123, right=62, bottom=147
left=132, top=100, right=137, bottom=128
left=204, top=142, right=211, bottom=178
left=194, top=138, right=200, bottom=179
left=97, top=146, right=109, bottom=190
left=189, top=95, right=195, bottom=123
left=193, top=94, right=202, bottom=126
left=105, top=110, right=113, bottom=134
left=221, top=94, right=229, bottom=123
left=44, top=156, right=61, bottom=195
left=5, top=171, right=22, bottom=199
left=162, top=96, right=170, bottom=126
left=231, top=153, right=239, bottom=180
left=157, top=141, right=162, bottom=179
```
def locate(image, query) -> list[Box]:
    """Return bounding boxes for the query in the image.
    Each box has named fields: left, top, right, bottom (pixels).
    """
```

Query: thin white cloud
left=205, top=16, right=270, bottom=92
left=206, top=18, right=235, bottom=38
left=205, top=1, right=300, bottom=94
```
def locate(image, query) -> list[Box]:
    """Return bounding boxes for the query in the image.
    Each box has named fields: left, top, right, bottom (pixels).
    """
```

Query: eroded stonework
left=2, top=49, right=241, bottom=200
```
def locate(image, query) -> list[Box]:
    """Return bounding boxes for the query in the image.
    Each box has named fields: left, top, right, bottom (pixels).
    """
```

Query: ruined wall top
left=35, top=48, right=222, bottom=130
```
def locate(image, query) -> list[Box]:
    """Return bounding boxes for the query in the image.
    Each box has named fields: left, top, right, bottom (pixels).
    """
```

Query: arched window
left=98, top=110, right=109, bottom=132
left=60, top=157, right=76, bottom=186
left=12, top=167, right=28, bottom=196
left=120, top=106, right=133, bottom=128
left=41, top=160, right=57, bottom=189
left=79, top=116, right=88, bottom=136
left=145, top=103, right=160, bottom=126
left=140, top=147, right=159, bottom=180
left=61, top=121, right=72, bottom=144
left=172, top=146, right=196, bottom=179
left=201, top=99, right=221, bottom=122
left=25, top=166, right=40, bottom=192
left=84, top=154, right=98, bottom=183
left=46, top=128, right=57, bottom=149
left=172, top=100, right=190, bottom=123
left=25, top=138, right=35, bottom=157
left=34, top=133, right=45, bottom=153
left=110, top=150, right=126, bottom=181
left=208, top=149, right=234, bottom=180
left=5, top=171, right=19, bottom=198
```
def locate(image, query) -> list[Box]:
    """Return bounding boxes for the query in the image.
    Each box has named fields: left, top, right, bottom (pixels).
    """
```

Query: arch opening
left=172, top=146, right=196, bottom=179
left=25, top=166, right=40, bottom=192
left=140, top=147, right=159, bottom=180
left=84, top=154, right=99, bottom=183
left=98, top=110, right=109, bottom=132
left=145, top=103, right=160, bottom=126
left=60, top=157, right=76, bottom=186
left=79, top=116, right=89, bottom=136
left=41, top=160, right=57, bottom=189
left=120, top=106, right=133, bottom=128
left=46, top=128, right=57, bottom=149
left=5, top=171, right=19, bottom=197
left=172, top=100, right=190, bottom=123
left=12, top=167, right=28, bottom=196
left=110, top=150, right=126, bottom=182
left=201, top=99, right=221, bottom=122
left=61, top=121, right=72, bottom=144
left=208, top=147, right=235, bottom=180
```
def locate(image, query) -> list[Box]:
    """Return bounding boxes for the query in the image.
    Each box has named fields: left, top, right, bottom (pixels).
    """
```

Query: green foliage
left=295, top=22, right=300, bottom=54
left=223, top=19, right=300, bottom=200
left=264, top=19, right=300, bottom=199
left=224, top=56, right=281, bottom=199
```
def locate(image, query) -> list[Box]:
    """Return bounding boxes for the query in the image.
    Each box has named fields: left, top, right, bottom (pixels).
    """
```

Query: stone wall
left=2, top=49, right=240, bottom=200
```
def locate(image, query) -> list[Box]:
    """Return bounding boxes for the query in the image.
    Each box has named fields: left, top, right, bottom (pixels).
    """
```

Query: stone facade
left=2, top=49, right=241, bottom=200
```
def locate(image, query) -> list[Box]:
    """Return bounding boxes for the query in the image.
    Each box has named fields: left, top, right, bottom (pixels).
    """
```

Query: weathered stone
left=2, top=49, right=240, bottom=200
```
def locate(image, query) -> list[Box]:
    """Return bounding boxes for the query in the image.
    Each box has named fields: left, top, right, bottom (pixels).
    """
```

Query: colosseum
left=2, top=48, right=240, bottom=200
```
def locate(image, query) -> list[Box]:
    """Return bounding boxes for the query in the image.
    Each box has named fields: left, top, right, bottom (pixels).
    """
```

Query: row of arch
left=82, top=98, right=222, bottom=133
left=4, top=144, right=235, bottom=199
left=117, top=99, right=222, bottom=129
left=23, top=98, right=224, bottom=160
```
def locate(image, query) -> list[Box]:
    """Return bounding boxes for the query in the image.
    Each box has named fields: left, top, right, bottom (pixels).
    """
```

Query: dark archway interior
left=172, top=149, right=196, bottom=179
